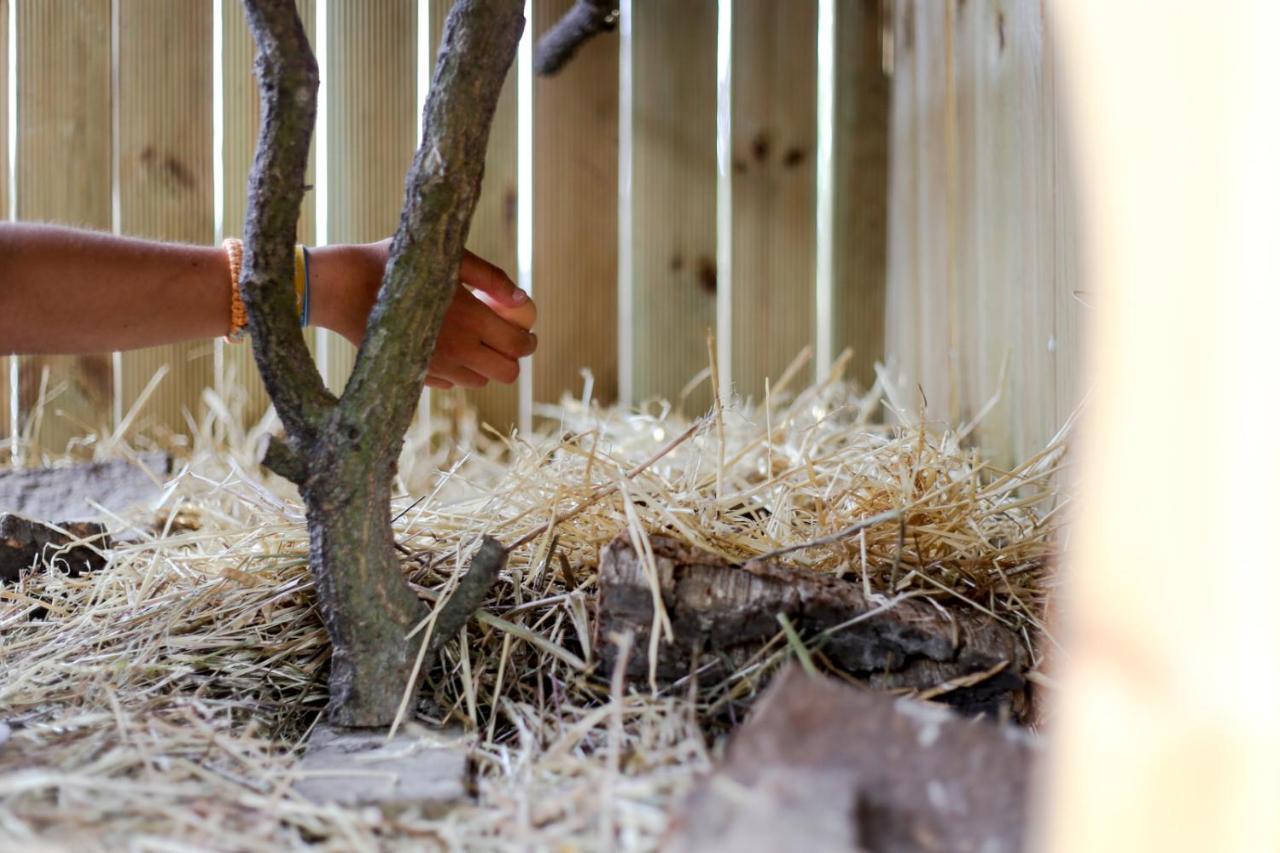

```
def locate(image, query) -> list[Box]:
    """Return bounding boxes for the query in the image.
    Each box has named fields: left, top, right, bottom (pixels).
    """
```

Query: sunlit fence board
left=15, top=0, right=113, bottom=456
left=321, top=0, right=418, bottom=395
left=218, top=0, right=317, bottom=426
left=728, top=0, right=817, bottom=402
left=116, top=0, right=214, bottom=440
left=1, top=0, right=11, bottom=446
left=830, top=0, right=889, bottom=392
left=429, top=0, right=520, bottom=435
left=884, top=0, right=1079, bottom=469
left=624, top=0, right=717, bottom=416
left=532, top=0, right=619, bottom=410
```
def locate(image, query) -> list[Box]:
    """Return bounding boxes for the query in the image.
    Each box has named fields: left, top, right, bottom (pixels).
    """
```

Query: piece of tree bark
left=596, top=535, right=1030, bottom=717
left=534, top=0, right=617, bottom=75
left=664, top=666, right=1037, bottom=853
left=239, top=0, right=523, bottom=727
left=1, top=514, right=109, bottom=584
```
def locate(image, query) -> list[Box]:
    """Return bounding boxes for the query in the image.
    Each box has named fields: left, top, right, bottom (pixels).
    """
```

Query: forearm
left=0, top=223, right=230, bottom=354
left=0, top=222, right=536, bottom=389
left=0, top=223, right=379, bottom=356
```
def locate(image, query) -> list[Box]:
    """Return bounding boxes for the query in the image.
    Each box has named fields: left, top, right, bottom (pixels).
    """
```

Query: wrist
left=309, top=243, right=382, bottom=344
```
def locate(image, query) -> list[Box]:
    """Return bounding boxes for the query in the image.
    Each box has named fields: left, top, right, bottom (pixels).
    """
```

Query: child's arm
left=0, top=223, right=536, bottom=389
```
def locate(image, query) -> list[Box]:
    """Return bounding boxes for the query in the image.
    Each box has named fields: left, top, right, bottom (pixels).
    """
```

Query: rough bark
left=664, top=666, right=1036, bottom=853
left=597, top=535, right=1030, bottom=718
left=0, top=514, right=109, bottom=584
left=240, top=0, right=524, bottom=726
left=533, top=0, right=618, bottom=75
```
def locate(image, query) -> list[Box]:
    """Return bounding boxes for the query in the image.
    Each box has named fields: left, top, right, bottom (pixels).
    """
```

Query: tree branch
left=240, top=0, right=333, bottom=449
left=426, top=537, right=506, bottom=661
left=534, top=0, right=618, bottom=76
left=259, top=433, right=306, bottom=485
left=338, top=0, right=525, bottom=457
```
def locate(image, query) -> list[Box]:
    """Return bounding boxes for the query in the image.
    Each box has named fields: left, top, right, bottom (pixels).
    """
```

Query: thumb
left=460, top=251, right=528, bottom=307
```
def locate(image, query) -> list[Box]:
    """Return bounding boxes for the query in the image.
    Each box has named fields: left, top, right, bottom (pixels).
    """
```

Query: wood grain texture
left=831, top=0, right=889, bottom=392
left=429, top=0, right=520, bottom=435
left=729, top=0, right=817, bottom=402
left=14, top=0, right=114, bottom=456
left=116, top=1, right=214, bottom=439
left=219, top=0, right=316, bottom=425
left=322, top=0, right=417, bottom=395
left=884, top=0, right=1077, bottom=470
left=532, top=0, right=619, bottom=408
left=627, top=0, right=716, bottom=415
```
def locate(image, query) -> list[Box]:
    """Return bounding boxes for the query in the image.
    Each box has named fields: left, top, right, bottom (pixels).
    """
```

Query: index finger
left=460, top=251, right=527, bottom=308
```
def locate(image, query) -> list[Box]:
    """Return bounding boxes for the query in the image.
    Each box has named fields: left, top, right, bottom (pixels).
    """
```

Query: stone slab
left=294, top=723, right=472, bottom=816
left=0, top=453, right=172, bottom=521
left=664, top=666, right=1038, bottom=853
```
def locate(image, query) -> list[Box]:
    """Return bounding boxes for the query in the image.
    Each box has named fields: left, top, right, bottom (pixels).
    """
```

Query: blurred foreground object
left=1044, top=1, right=1280, bottom=850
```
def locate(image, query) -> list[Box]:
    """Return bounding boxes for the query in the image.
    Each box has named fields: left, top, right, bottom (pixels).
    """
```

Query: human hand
left=311, top=241, right=537, bottom=389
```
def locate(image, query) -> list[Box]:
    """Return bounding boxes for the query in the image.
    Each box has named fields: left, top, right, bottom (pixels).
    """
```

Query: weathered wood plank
left=429, top=0, right=520, bottom=435
left=729, top=0, right=817, bottom=401
left=884, top=0, right=1076, bottom=470
left=218, top=0, right=317, bottom=426
left=321, top=0, right=418, bottom=395
left=1046, top=18, right=1080, bottom=438
left=532, top=0, right=619, bottom=408
left=15, top=0, right=114, bottom=456
left=116, top=1, right=214, bottom=438
left=830, top=0, right=889, bottom=392
left=625, top=0, right=716, bottom=415
left=0, top=0, right=10, bottom=446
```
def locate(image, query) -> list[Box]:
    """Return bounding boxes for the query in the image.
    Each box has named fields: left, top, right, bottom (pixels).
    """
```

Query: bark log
left=597, top=535, right=1030, bottom=718
left=0, top=514, right=109, bottom=584
left=240, top=0, right=524, bottom=726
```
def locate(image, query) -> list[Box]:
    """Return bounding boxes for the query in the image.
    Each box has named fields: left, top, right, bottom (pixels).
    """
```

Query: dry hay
left=0, top=359, right=1068, bottom=850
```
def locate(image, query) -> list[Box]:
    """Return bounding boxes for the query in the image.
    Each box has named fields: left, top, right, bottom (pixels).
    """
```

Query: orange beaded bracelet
left=222, top=237, right=247, bottom=342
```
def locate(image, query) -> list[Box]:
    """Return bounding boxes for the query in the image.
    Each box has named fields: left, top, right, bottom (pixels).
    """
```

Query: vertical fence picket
left=884, top=0, right=1077, bottom=469
left=624, top=0, right=717, bottom=415
left=321, top=0, right=418, bottom=396
left=829, top=0, right=889, bottom=392
left=218, top=0, right=317, bottom=426
left=429, top=0, right=521, bottom=435
left=728, top=0, right=817, bottom=402
left=14, top=0, right=113, bottom=457
left=531, top=0, right=619, bottom=410
left=0, top=0, right=10, bottom=447
left=115, top=1, right=215, bottom=440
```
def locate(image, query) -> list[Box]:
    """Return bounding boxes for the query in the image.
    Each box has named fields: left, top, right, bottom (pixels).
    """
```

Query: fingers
left=425, top=375, right=454, bottom=390
left=453, top=291, right=537, bottom=359
left=427, top=356, right=489, bottom=389
left=462, top=344, right=521, bottom=385
left=460, top=251, right=528, bottom=308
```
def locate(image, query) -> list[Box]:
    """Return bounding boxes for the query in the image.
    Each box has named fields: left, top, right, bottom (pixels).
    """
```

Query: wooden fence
left=0, top=0, right=1080, bottom=471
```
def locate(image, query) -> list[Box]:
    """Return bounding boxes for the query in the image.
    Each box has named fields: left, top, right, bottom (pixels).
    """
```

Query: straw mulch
left=0, top=361, right=1067, bottom=851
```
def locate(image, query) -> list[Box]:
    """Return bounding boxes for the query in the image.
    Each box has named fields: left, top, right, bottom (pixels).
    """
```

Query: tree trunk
left=239, top=0, right=524, bottom=726
left=304, top=452, right=423, bottom=726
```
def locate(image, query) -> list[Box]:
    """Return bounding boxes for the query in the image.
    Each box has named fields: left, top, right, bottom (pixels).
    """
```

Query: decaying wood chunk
left=0, top=514, right=110, bottom=583
left=663, top=666, right=1037, bottom=853
left=596, top=535, right=1029, bottom=716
